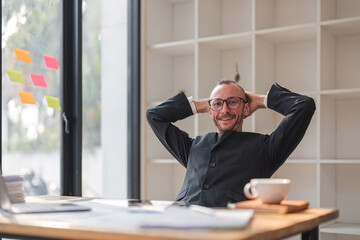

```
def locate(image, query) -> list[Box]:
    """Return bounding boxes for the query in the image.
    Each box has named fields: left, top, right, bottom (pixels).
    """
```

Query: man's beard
left=215, top=110, right=244, bottom=133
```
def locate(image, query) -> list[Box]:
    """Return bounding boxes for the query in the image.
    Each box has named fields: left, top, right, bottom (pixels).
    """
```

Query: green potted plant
left=235, top=62, right=240, bottom=83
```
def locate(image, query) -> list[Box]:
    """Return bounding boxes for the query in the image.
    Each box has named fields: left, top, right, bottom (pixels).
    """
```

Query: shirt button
left=203, top=184, right=209, bottom=190
left=209, top=163, right=216, bottom=168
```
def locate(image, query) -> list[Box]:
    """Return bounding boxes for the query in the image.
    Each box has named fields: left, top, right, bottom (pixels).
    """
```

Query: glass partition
left=1, top=0, right=62, bottom=195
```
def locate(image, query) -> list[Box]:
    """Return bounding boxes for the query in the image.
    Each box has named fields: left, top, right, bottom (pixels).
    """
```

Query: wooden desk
left=0, top=198, right=338, bottom=240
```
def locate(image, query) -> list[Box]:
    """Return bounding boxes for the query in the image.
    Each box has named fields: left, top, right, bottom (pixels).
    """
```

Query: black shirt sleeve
left=265, top=83, right=316, bottom=176
left=146, top=92, right=194, bottom=168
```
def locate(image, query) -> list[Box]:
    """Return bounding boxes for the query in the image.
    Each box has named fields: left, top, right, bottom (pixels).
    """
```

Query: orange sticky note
left=18, top=91, right=36, bottom=105
left=14, top=48, right=32, bottom=64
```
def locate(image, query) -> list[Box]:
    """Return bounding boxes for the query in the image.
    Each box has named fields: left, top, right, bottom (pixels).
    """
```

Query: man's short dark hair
left=216, top=79, right=247, bottom=101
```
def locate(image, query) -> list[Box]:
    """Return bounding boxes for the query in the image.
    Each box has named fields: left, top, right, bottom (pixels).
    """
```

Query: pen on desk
left=189, top=205, right=216, bottom=216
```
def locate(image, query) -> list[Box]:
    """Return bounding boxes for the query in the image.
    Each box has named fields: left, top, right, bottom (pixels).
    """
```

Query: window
left=1, top=0, right=62, bottom=195
left=82, top=0, right=128, bottom=197
left=1, top=0, right=133, bottom=198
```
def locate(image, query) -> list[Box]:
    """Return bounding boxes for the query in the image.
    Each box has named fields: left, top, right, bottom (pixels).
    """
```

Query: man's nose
left=221, top=101, right=230, bottom=113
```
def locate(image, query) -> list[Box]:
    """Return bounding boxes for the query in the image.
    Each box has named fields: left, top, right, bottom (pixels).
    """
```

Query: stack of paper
left=3, top=175, right=26, bottom=203
left=139, top=205, right=254, bottom=229
left=12, top=199, right=254, bottom=231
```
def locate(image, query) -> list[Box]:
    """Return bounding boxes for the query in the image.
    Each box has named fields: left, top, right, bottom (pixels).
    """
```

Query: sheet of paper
left=43, top=55, right=59, bottom=70
left=75, top=201, right=253, bottom=230
left=14, top=48, right=32, bottom=64
left=6, top=70, right=25, bottom=84
left=30, top=74, right=47, bottom=87
left=45, top=96, right=61, bottom=110
left=4, top=199, right=253, bottom=231
left=18, top=91, right=36, bottom=105
left=139, top=206, right=254, bottom=229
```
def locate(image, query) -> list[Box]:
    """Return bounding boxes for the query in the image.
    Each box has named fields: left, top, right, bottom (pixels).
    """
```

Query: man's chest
left=188, top=135, right=267, bottom=172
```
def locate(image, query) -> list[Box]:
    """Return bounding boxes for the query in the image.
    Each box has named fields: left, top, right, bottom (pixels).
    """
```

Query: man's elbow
left=304, top=97, right=316, bottom=116
left=146, top=108, right=155, bottom=123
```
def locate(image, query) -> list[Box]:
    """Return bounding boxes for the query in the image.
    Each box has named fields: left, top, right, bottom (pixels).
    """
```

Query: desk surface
left=0, top=197, right=338, bottom=240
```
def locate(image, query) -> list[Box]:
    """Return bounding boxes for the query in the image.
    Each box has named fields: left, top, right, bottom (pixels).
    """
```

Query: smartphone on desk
left=128, top=199, right=152, bottom=206
left=171, top=201, right=186, bottom=207
left=127, top=199, right=186, bottom=207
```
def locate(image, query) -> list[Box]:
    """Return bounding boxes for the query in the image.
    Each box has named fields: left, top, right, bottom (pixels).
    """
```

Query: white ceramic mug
left=243, top=178, right=290, bottom=204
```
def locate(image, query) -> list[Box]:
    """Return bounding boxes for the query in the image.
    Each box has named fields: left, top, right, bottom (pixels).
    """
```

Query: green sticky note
left=45, top=96, right=61, bottom=110
left=6, top=69, right=25, bottom=84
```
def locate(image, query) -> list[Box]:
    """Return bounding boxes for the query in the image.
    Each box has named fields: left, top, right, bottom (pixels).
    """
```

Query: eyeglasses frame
left=208, top=97, right=247, bottom=111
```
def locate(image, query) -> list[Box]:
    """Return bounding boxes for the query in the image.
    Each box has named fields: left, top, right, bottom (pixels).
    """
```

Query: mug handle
left=244, top=183, right=257, bottom=199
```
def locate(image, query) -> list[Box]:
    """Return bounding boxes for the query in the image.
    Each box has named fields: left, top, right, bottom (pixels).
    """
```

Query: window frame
left=0, top=0, right=141, bottom=198
left=61, top=0, right=82, bottom=196
left=127, top=0, right=141, bottom=199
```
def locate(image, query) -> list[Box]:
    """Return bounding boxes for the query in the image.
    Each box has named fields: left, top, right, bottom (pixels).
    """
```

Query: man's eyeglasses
left=208, top=97, right=247, bottom=111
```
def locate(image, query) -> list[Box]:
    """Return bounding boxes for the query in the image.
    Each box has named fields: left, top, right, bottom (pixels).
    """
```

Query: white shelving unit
left=141, top=1, right=360, bottom=239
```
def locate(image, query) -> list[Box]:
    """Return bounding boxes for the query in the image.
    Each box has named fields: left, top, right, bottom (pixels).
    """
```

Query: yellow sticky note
left=18, top=91, right=36, bottom=105
left=14, top=48, right=32, bottom=64
left=6, top=70, right=25, bottom=84
left=45, top=96, right=61, bottom=110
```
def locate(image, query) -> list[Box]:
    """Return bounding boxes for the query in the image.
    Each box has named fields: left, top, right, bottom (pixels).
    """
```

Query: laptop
left=0, top=175, right=90, bottom=214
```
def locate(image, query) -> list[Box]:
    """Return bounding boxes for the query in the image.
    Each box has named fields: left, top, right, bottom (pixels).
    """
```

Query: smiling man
left=147, top=80, right=315, bottom=207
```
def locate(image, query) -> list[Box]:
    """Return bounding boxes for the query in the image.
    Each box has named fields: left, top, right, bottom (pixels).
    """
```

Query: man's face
left=209, top=83, right=248, bottom=135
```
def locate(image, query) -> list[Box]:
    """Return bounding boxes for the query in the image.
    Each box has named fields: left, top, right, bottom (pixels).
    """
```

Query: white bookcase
left=141, top=0, right=360, bottom=239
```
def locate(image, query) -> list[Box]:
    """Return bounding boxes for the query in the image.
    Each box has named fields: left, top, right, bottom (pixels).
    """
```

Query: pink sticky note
left=30, top=74, right=47, bottom=87
left=43, top=55, right=59, bottom=70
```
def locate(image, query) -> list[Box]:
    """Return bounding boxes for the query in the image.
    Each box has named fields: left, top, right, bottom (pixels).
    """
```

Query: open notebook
left=0, top=175, right=90, bottom=214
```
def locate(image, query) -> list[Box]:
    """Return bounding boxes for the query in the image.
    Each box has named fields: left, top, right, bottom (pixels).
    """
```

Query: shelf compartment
left=321, top=159, right=360, bottom=164
left=146, top=0, right=194, bottom=45
left=321, top=89, right=360, bottom=99
left=173, top=114, right=196, bottom=138
left=198, top=0, right=252, bottom=38
left=146, top=115, right=195, bottom=160
left=321, top=24, right=360, bottom=90
left=199, top=32, right=252, bottom=50
left=322, top=17, right=360, bottom=36
left=198, top=38, right=252, bottom=99
left=254, top=29, right=317, bottom=94
left=321, top=222, right=360, bottom=236
left=321, top=232, right=360, bottom=240
left=287, top=159, right=317, bottom=164
left=255, top=24, right=317, bottom=44
left=272, top=163, right=318, bottom=208
left=255, top=0, right=316, bottom=31
left=146, top=126, right=173, bottom=160
left=254, top=96, right=318, bottom=160
left=149, top=40, right=195, bottom=55
left=151, top=158, right=178, bottom=164
left=321, top=164, right=360, bottom=224
left=146, top=163, right=186, bottom=200
left=146, top=47, right=195, bottom=102
left=320, top=96, right=360, bottom=160
left=321, top=0, right=360, bottom=21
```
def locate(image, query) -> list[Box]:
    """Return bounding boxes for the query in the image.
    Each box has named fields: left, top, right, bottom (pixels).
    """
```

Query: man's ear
left=243, top=103, right=250, bottom=118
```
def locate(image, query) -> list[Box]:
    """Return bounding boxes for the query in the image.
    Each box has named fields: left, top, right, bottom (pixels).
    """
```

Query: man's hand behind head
left=244, top=92, right=266, bottom=118
left=194, top=99, right=210, bottom=113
